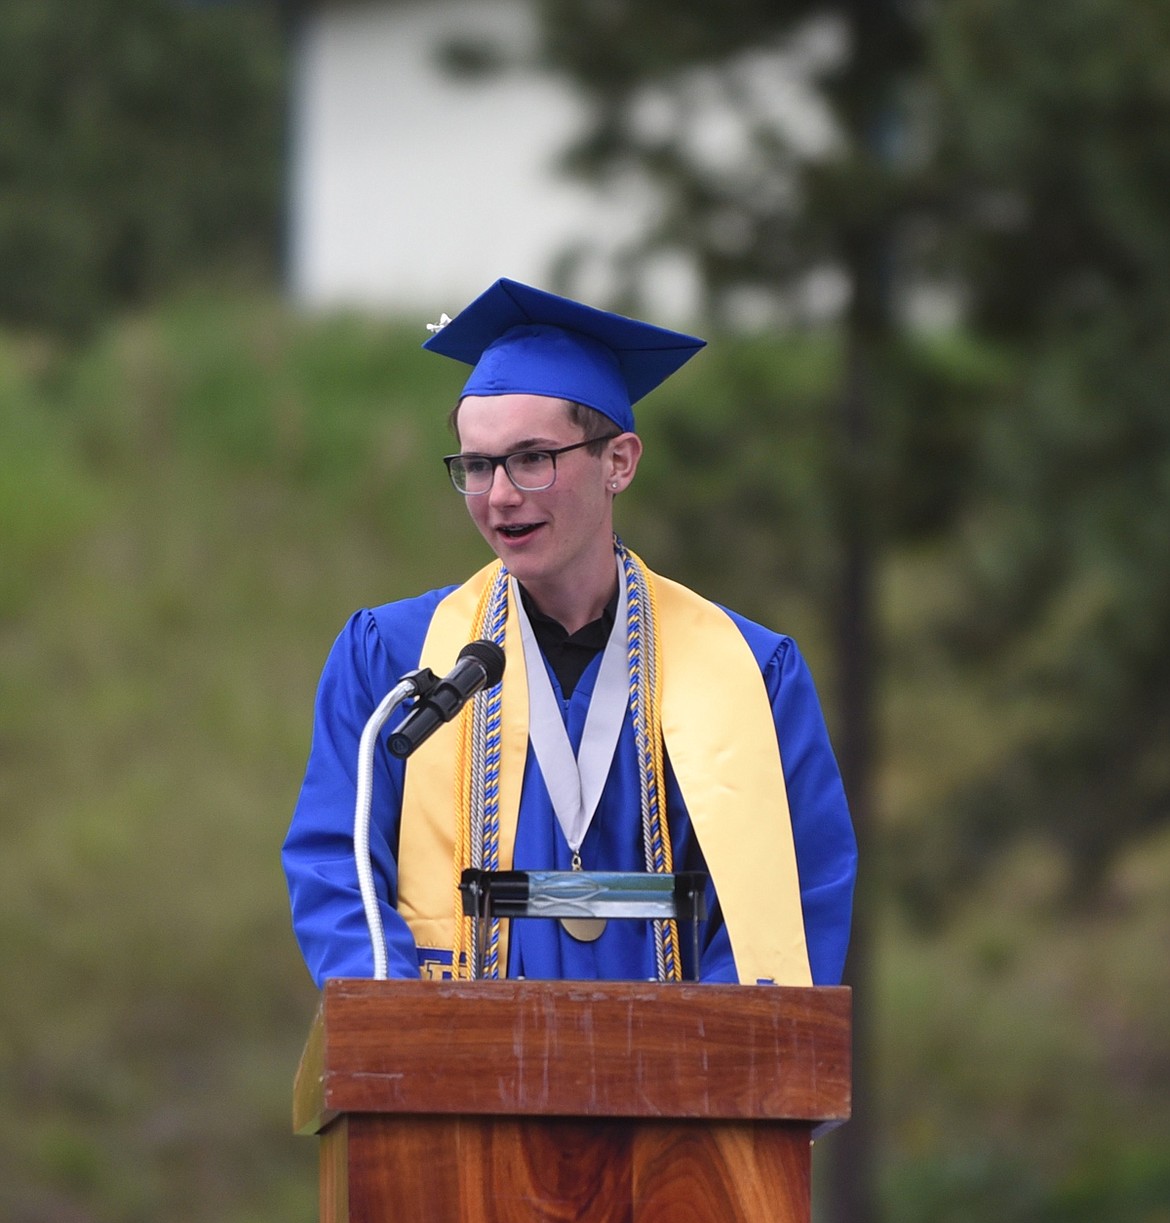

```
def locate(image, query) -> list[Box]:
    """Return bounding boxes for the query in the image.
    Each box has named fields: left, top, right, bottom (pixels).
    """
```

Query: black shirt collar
left=517, top=584, right=619, bottom=699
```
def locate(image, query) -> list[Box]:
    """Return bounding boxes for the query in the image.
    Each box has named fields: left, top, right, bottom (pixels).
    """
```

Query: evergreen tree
left=895, top=0, right=1170, bottom=910
left=0, top=0, right=285, bottom=334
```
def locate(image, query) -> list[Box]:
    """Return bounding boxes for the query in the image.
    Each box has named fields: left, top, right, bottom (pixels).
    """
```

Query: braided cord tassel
left=620, top=541, right=681, bottom=981
left=451, top=564, right=509, bottom=979
left=621, top=552, right=664, bottom=981
left=641, top=558, right=681, bottom=978
left=451, top=573, right=493, bottom=977
left=451, top=686, right=476, bottom=978
left=477, top=568, right=510, bottom=978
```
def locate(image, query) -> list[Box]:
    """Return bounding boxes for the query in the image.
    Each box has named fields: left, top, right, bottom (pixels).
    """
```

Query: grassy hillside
left=1, top=293, right=1166, bottom=1221
left=0, top=295, right=485, bottom=1222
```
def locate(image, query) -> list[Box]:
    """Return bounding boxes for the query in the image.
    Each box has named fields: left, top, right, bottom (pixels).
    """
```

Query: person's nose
left=487, top=462, right=523, bottom=508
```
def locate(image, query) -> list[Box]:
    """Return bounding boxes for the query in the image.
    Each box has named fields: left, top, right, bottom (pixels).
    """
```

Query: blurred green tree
left=496, top=6, right=929, bottom=1222
left=449, top=2, right=1170, bottom=1217
left=0, top=0, right=285, bottom=335
left=893, top=0, right=1170, bottom=912
left=481, top=0, right=1170, bottom=912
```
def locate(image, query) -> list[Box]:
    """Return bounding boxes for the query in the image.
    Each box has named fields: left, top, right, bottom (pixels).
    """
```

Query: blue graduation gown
left=282, top=586, right=857, bottom=986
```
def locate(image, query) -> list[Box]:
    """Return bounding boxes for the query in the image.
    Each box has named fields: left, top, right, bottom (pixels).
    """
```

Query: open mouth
left=497, top=522, right=542, bottom=541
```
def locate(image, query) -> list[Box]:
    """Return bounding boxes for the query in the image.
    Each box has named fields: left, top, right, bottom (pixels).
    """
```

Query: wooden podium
left=294, top=978, right=851, bottom=1222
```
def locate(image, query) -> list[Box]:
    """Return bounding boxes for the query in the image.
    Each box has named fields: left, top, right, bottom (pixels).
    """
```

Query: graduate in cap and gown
left=282, top=279, right=857, bottom=987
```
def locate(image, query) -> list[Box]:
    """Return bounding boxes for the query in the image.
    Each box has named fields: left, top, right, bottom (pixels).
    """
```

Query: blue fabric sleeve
left=282, top=606, right=431, bottom=986
left=758, top=631, right=857, bottom=985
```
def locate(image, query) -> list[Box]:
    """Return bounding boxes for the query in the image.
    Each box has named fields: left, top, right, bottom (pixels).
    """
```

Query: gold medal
left=560, top=916, right=606, bottom=942
left=561, top=852, right=606, bottom=941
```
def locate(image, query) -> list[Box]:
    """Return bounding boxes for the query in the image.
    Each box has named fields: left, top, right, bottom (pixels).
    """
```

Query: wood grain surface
left=295, top=980, right=848, bottom=1222
left=325, top=1114, right=810, bottom=1223
left=294, top=979, right=851, bottom=1136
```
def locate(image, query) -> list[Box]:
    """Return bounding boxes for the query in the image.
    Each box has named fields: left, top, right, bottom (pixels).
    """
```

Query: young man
left=282, top=278, right=856, bottom=987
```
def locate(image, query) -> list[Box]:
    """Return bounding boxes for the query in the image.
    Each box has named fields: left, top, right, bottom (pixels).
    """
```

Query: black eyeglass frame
left=443, top=434, right=621, bottom=495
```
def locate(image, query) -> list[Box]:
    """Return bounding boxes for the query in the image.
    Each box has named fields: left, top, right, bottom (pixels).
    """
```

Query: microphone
left=388, top=640, right=505, bottom=758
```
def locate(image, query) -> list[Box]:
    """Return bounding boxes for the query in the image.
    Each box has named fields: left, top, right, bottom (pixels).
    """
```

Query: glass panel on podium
left=459, top=869, right=708, bottom=981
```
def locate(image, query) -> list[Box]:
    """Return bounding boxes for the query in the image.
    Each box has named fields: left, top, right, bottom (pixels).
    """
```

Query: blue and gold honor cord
left=452, top=540, right=681, bottom=981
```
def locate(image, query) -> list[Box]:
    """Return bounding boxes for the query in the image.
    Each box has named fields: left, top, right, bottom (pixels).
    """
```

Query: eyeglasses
left=443, top=435, right=619, bottom=495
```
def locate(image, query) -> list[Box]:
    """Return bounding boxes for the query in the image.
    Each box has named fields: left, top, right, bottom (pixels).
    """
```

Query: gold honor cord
left=625, top=547, right=681, bottom=980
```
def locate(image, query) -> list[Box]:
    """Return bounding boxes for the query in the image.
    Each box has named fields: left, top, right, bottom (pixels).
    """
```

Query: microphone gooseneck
left=352, top=667, right=437, bottom=979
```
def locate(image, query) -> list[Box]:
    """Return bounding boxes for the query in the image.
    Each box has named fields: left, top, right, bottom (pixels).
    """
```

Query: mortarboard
left=422, top=278, right=706, bottom=432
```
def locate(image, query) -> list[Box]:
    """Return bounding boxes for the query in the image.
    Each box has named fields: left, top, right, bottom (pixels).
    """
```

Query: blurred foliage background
left=0, top=1, right=1167, bottom=1221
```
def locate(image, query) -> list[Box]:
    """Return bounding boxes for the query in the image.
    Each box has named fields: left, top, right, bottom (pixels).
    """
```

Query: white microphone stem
left=354, top=679, right=419, bottom=980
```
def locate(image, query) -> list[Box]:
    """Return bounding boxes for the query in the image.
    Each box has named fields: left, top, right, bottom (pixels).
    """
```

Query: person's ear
left=606, top=432, right=643, bottom=493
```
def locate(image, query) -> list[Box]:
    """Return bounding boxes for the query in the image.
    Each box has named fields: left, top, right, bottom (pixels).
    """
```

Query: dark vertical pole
left=819, top=2, right=907, bottom=1221
left=822, top=309, right=881, bottom=1223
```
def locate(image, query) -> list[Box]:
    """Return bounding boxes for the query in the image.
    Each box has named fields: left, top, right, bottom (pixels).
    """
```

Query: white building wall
left=287, top=0, right=620, bottom=316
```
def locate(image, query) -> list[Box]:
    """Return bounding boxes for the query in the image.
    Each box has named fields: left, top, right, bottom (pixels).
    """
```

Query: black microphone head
left=458, top=639, right=506, bottom=687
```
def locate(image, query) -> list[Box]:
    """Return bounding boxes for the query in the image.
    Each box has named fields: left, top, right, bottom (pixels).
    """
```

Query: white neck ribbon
left=512, top=562, right=629, bottom=856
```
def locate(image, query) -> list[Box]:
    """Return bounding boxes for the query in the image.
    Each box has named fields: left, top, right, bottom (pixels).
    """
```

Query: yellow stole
left=396, top=562, right=812, bottom=986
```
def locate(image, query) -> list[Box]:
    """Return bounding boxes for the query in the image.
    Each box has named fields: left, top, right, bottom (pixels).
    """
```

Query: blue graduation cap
left=422, top=278, right=706, bottom=432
